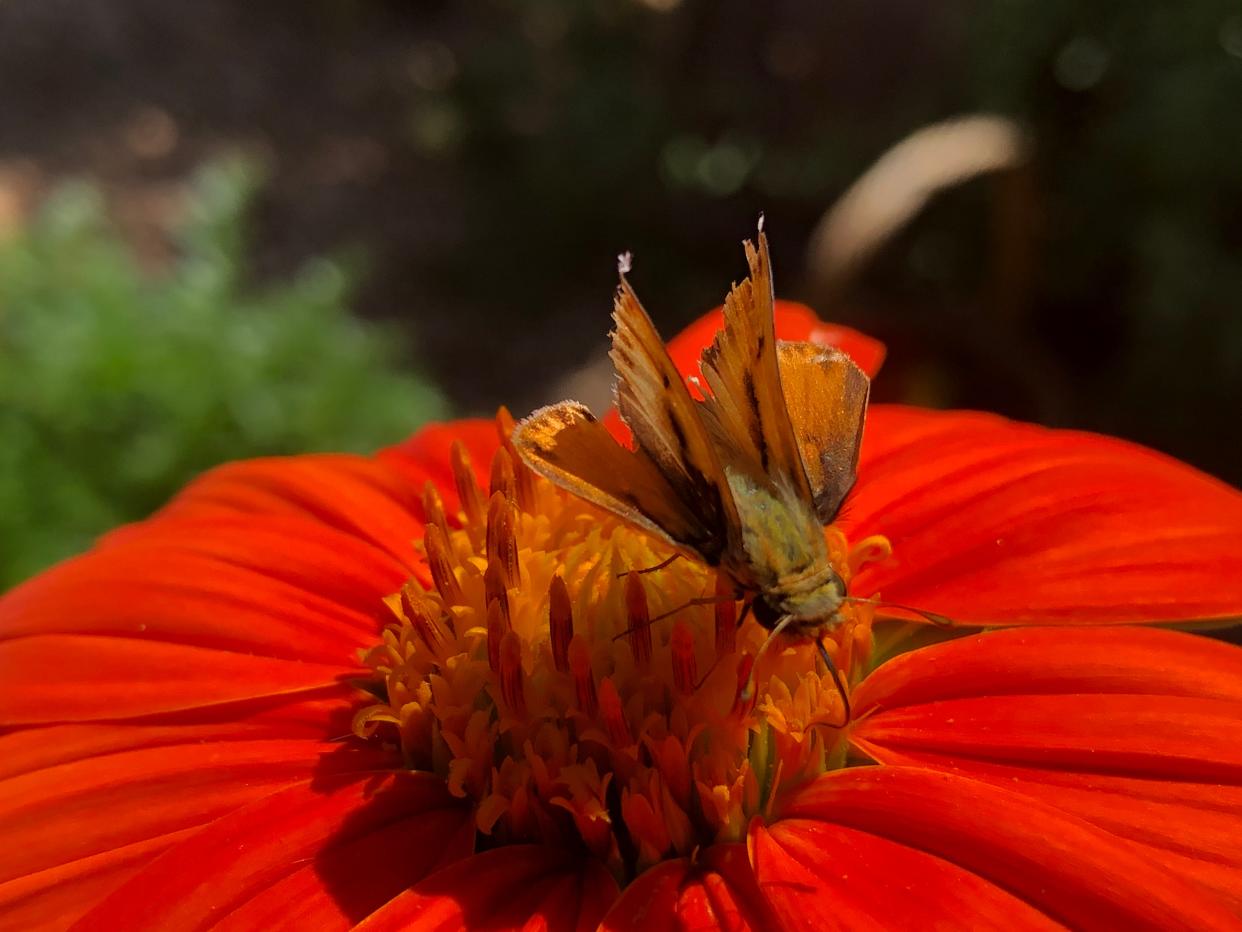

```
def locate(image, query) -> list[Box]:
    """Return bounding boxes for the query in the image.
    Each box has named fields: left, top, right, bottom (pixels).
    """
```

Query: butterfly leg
left=690, top=598, right=754, bottom=691
left=816, top=639, right=852, bottom=727
left=615, top=553, right=682, bottom=578
left=735, top=600, right=753, bottom=628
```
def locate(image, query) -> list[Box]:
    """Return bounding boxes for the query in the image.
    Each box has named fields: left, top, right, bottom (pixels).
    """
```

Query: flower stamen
left=424, top=524, right=464, bottom=607
left=487, top=599, right=508, bottom=674
left=495, top=406, right=538, bottom=510
left=484, top=560, right=510, bottom=626
left=549, top=575, right=573, bottom=673
left=624, top=572, right=653, bottom=670
left=599, top=677, right=635, bottom=748
left=354, top=412, right=896, bottom=877
left=400, top=584, right=445, bottom=651
left=450, top=440, right=486, bottom=528
left=569, top=635, right=598, bottom=715
left=489, top=447, right=518, bottom=504
left=421, top=481, right=451, bottom=541
left=671, top=621, right=697, bottom=696
left=499, top=631, right=526, bottom=716
left=486, top=492, right=520, bottom=588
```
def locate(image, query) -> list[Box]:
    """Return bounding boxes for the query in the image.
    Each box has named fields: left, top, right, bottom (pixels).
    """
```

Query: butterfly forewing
left=698, top=232, right=815, bottom=502
left=609, top=279, right=740, bottom=565
left=776, top=342, right=869, bottom=523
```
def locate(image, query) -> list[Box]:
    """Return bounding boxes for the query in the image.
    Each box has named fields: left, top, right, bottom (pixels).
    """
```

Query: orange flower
left=3, top=303, right=1242, bottom=930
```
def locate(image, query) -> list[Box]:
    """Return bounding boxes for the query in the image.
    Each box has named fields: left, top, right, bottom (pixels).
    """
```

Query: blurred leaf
left=0, top=158, right=445, bottom=588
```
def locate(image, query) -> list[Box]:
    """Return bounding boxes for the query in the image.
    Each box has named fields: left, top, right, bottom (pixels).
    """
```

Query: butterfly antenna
left=739, top=614, right=799, bottom=704
left=693, top=652, right=724, bottom=691
left=816, top=639, right=851, bottom=726
left=615, top=553, right=681, bottom=578
left=609, top=595, right=731, bottom=642
left=842, top=597, right=956, bottom=629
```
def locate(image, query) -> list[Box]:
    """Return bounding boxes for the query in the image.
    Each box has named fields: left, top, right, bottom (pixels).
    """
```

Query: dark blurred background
left=2, top=0, right=1240, bottom=586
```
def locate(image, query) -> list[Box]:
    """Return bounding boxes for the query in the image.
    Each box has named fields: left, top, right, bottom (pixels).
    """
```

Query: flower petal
left=72, top=772, right=471, bottom=932
left=852, top=626, right=1242, bottom=910
left=0, top=505, right=418, bottom=722
left=854, top=625, right=1242, bottom=710
left=1, top=635, right=357, bottom=723
left=0, top=691, right=362, bottom=780
left=599, top=845, right=777, bottom=932
left=3, top=515, right=406, bottom=649
left=848, top=405, right=1242, bottom=624
left=759, top=767, right=1239, bottom=929
left=666, top=302, right=887, bottom=378
left=354, top=845, right=619, bottom=932
left=144, top=454, right=425, bottom=566
left=0, top=737, right=395, bottom=929
left=749, top=818, right=1059, bottom=931
left=0, top=459, right=429, bottom=720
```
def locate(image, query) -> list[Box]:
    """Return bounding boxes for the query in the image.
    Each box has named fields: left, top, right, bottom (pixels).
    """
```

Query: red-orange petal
left=750, top=818, right=1060, bottom=931
left=4, top=515, right=407, bottom=650
left=142, top=454, right=427, bottom=565
left=2, top=635, right=358, bottom=723
left=71, top=772, right=471, bottom=932
left=0, top=517, right=406, bottom=722
left=599, top=845, right=777, bottom=932
left=847, top=405, right=1242, bottom=624
left=0, top=690, right=363, bottom=781
left=0, top=736, right=397, bottom=929
left=758, top=767, right=1240, bottom=930
left=851, top=626, right=1242, bottom=911
left=0, top=442, right=453, bottom=722
left=0, top=428, right=495, bottom=928
left=666, top=301, right=887, bottom=379
left=354, top=845, right=619, bottom=932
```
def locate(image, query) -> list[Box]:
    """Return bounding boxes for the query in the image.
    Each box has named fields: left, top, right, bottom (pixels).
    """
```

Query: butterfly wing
left=512, top=402, right=726, bottom=563
left=608, top=278, right=741, bottom=565
left=698, top=233, right=814, bottom=499
left=776, top=341, right=869, bottom=523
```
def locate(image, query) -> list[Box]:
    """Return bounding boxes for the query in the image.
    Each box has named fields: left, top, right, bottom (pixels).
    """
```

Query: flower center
left=354, top=411, right=891, bottom=878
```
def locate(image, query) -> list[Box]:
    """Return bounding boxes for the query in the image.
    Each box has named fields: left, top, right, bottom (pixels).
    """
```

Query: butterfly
left=512, top=226, right=869, bottom=718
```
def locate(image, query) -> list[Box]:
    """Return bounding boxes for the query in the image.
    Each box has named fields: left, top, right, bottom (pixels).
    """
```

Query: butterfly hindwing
left=512, top=401, right=720, bottom=562
left=776, top=341, right=869, bottom=523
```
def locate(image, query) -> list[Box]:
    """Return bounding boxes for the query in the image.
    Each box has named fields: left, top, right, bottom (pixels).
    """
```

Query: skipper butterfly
left=513, top=226, right=869, bottom=715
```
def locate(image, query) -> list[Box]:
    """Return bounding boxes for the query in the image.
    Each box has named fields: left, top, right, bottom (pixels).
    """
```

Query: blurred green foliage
left=0, top=160, right=445, bottom=588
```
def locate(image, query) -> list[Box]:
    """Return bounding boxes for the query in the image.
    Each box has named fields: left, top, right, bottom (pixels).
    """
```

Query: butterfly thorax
left=724, top=470, right=844, bottom=622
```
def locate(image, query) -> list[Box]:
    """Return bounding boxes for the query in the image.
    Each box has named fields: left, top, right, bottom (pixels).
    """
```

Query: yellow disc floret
left=354, top=411, right=888, bottom=879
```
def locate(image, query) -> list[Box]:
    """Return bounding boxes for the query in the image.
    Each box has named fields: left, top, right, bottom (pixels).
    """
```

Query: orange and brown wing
left=698, top=231, right=814, bottom=501
left=609, top=278, right=739, bottom=563
left=512, top=401, right=721, bottom=561
left=776, top=341, right=869, bottom=523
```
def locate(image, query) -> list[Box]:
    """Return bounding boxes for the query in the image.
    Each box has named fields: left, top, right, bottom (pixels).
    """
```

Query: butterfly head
left=752, top=565, right=848, bottom=633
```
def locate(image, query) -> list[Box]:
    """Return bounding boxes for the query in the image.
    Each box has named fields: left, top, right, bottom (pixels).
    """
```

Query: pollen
left=354, top=410, right=892, bottom=881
